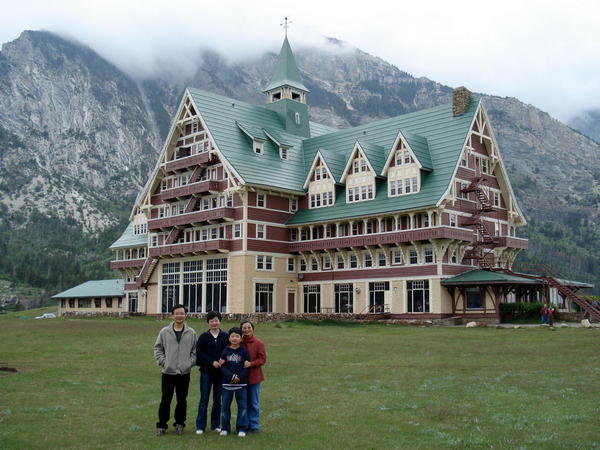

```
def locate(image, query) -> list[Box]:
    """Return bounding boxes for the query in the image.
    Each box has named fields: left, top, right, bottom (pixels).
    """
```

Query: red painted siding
left=248, top=208, right=292, bottom=223
left=300, top=265, right=438, bottom=282
left=247, top=240, right=289, bottom=253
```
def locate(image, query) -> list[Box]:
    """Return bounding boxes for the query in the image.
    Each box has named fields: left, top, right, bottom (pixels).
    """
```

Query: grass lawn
left=1, top=309, right=599, bottom=449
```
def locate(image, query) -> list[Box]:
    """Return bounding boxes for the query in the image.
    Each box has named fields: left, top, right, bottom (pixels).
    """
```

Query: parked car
left=35, top=313, right=56, bottom=319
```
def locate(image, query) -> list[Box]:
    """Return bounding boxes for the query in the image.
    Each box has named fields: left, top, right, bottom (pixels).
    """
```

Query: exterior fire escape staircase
left=461, top=176, right=498, bottom=268
left=135, top=257, right=158, bottom=289
left=502, top=265, right=600, bottom=322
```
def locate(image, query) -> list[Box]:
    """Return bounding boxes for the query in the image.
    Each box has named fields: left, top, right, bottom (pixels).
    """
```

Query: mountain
left=569, top=109, right=600, bottom=143
left=0, top=30, right=598, bottom=297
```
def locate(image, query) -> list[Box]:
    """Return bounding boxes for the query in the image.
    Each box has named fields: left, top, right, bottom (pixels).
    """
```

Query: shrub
left=499, top=301, right=545, bottom=322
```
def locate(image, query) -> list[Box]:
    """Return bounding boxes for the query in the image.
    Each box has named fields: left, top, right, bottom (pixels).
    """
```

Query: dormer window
left=254, top=141, right=264, bottom=155
left=191, top=121, right=199, bottom=134
left=353, top=159, right=368, bottom=173
left=395, top=150, right=413, bottom=165
left=292, top=92, right=301, bottom=101
left=389, top=177, right=419, bottom=196
left=314, top=167, right=328, bottom=181
left=272, top=92, right=281, bottom=101
left=281, top=147, right=288, bottom=160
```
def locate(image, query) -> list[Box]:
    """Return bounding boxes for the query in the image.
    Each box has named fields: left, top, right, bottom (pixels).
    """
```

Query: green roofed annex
left=56, top=34, right=596, bottom=322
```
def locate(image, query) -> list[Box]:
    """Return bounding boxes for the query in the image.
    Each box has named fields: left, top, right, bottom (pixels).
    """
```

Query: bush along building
left=56, top=36, right=597, bottom=322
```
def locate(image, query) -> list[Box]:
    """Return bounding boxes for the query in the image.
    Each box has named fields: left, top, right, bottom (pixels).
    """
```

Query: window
left=364, top=253, right=372, bottom=268
left=256, top=255, right=273, bottom=270
left=205, top=258, right=228, bottom=313
left=233, top=224, right=241, bottom=238
left=295, top=112, right=301, bottom=125
left=311, top=257, right=318, bottom=271
left=378, top=252, right=386, bottom=267
left=151, top=235, right=158, bottom=247
left=393, top=250, right=403, bottom=265
left=300, top=257, right=307, bottom=272
left=255, top=283, right=273, bottom=312
left=257, top=224, right=265, bottom=239
left=68, top=299, right=75, bottom=308
left=407, top=280, right=430, bottom=313
left=94, top=298, right=101, bottom=308
left=409, top=249, right=418, bottom=265
left=422, top=214, right=430, bottom=227
left=183, top=260, right=202, bottom=313
left=325, top=225, right=333, bottom=238
left=337, top=254, right=345, bottom=269
left=450, top=214, right=457, bottom=227
left=117, top=298, right=122, bottom=308
left=290, top=198, right=298, bottom=212
left=366, top=220, right=374, bottom=234
left=303, top=285, right=321, bottom=313
left=466, top=287, right=484, bottom=309
left=161, top=179, right=167, bottom=191
left=353, top=158, right=368, bottom=173
left=323, top=255, right=332, bottom=270
left=404, top=177, right=418, bottom=194
left=338, top=223, right=346, bottom=237
left=78, top=299, right=92, bottom=308
left=257, top=193, right=265, bottom=208
left=352, top=222, right=359, bottom=235
left=301, top=228, right=308, bottom=240
left=451, top=250, right=458, bottom=264
left=290, top=229, right=298, bottom=241
left=495, top=221, right=501, bottom=236
left=281, top=147, right=288, bottom=160
left=287, top=257, right=295, bottom=272
left=395, top=150, right=413, bottom=165
left=424, top=248, right=434, bottom=263
left=461, top=154, right=468, bottom=167
left=389, top=180, right=402, bottom=196
left=493, top=192, right=500, bottom=207
left=350, top=254, right=358, bottom=268
left=162, top=262, right=181, bottom=313
left=481, top=158, right=489, bottom=174
left=226, top=194, right=233, bottom=207
left=335, top=284, right=353, bottom=313
left=191, top=121, right=199, bottom=134
left=254, top=141, right=264, bottom=155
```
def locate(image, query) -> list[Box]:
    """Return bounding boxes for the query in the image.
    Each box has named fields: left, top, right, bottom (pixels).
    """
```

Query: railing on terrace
left=149, top=239, right=230, bottom=256
left=109, top=258, right=146, bottom=270
left=164, top=152, right=210, bottom=172
left=148, top=207, right=236, bottom=230
left=160, top=180, right=224, bottom=202
left=289, top=226, right=475, bottom=252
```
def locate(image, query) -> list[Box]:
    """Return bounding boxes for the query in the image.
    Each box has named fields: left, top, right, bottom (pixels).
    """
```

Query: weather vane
left=280, top=17, right=292, bottom=37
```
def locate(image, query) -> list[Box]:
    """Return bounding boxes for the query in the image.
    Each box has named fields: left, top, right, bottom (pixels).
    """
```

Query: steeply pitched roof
left=110, top=223, right=147, bottom=249
left=263, top=37, right=309, bottom=93
left=402, top=131, right=433, bottom=171
left=52, top=279, right=124, bottom=298
left=287, top=99, right=479, bottom=224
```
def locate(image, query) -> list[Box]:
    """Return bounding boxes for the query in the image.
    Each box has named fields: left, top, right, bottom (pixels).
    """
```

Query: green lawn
left=1, top=310, right=599, bottom=449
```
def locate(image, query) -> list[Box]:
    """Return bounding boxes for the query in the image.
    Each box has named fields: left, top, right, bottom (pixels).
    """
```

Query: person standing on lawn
left=219, top=327, right=249, bottom=437
left=154, top=304, right=197, bottom=436
left=240, top=320, right=267, bottom=434
left=540, top=304, right=548, bottom=324
left=547, top=304, right=555, bottom=326
left=195, top=311, right=229, bottom=435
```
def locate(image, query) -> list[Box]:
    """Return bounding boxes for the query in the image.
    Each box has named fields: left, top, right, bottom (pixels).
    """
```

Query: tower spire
left=280, top=17, right=291, bottom=38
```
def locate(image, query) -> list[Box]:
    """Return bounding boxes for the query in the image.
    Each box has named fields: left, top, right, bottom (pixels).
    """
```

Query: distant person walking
left=547, top=304, right=555, bottom=326
left=540, top=304, right=548, bottom=324
left=241, top=320, right=267, bottom=434
left=195, top=311, right=229, bottom=435
left=153, top=304, right=197, bottom=436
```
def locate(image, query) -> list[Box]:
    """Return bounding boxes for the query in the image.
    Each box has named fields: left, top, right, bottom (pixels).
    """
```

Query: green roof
left=441, top=270, right=541, bottom=285
left=263, top=37, right=309, bottom=93
left=356, top=140, right=386, bottom=176
left=110, top=223, right=147, bottom=249
left=52, top=279, right=124, bottom=298
left=402, top=131, right=433, bottom=171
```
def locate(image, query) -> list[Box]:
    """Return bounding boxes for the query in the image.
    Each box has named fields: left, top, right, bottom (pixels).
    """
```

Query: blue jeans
left=247, top=383, right=261, bottom=430
left=195, top=371, right=222, bottom=431
left=221, top=387, right=248, bottom=433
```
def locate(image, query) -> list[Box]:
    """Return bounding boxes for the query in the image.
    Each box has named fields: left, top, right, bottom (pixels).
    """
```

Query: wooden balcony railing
left=148, top=207, right=236, bottom=230
left=495, top=236, right=529, bottom=250
left=149, top=240, right=231, bottom=257
left=289, top=226, right=474, bottom=252
left=109, top=258, right=146, bottom=270
left=164, top=152, right=210, bottom=173
left=160, top=180, right=224, bottom=202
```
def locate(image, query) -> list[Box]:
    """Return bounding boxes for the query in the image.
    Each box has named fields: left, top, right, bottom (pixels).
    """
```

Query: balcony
left=289, top=226, right=475, bottom=252
left=495, top=236, right=529, bottom=250
left=165, top=152, right=210, bottom=173
left=148, top=207, right=236, bottom=230
left=160, top=180, right=224, bottom=202
left=110, top=258, right=146, bottom=270
left=149, top=240, right=231, bottom=257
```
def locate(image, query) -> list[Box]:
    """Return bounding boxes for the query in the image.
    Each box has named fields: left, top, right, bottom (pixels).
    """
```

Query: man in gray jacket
left=154, top=304, right=196, bottom=436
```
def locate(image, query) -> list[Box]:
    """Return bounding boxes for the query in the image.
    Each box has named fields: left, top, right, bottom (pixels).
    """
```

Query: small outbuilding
left=53, top=280, right=125, bottom=316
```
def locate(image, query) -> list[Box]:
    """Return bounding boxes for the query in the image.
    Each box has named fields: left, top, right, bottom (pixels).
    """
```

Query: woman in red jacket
left=240, top=320, right=267, bottom=433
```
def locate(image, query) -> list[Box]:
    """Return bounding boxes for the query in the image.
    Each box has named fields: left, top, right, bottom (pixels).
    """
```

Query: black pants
left=157, top=373, right=190, bottom=429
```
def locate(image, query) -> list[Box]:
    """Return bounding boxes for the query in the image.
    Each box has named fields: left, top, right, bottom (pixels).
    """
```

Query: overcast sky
left=1, top=0, right=599, bottom=122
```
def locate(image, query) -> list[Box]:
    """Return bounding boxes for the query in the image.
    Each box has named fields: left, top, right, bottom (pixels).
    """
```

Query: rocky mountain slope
left=0, top=30, right=598, bottom=295
left=569, top=109, right=600, bottom=143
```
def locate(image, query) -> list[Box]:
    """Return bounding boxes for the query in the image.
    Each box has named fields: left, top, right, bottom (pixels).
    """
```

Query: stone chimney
left=452, top=87, right=471, bottom=116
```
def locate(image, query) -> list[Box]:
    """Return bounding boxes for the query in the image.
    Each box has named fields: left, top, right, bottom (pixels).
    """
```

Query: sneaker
left=214, top=427, right=222, bottom=433
left=195, top=429, right=204, bottom=435
left=175, top=424, right=184, bottom=435
left=238, top=431, right=246, bottom=437
left=219, top=430, right=228, bottom=436
left=155, top=428, right=166, bottom=437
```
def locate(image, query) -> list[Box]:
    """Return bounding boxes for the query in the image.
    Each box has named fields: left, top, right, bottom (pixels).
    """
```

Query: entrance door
left=287, top=292, right=295, bottom=313
left=369, top=281, right=389, bottom=313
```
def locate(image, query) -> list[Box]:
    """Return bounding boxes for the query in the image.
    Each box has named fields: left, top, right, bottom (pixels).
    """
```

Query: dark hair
left=228, top=327, right=242, bottom=337
left=171, top=304, right=187, bottom=314
left=240, top=320, right=254, bottom=331
left=206, top=311, right=222, bottom=322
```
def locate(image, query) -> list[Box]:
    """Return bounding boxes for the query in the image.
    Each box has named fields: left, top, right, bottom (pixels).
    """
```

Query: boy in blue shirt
left=218, top=327, right=249, bottom=437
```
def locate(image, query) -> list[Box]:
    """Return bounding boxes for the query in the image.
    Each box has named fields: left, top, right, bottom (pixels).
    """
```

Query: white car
left=35, top=313, right=57, bottom=319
